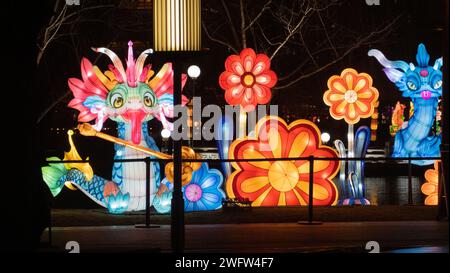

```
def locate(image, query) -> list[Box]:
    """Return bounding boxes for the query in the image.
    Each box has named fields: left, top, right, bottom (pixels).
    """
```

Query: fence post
left=298, top=155, right=322, bottom=225
left=48, top=203, right=52, bottom=246
left=408, top=157, right=413, bottom=205
left=136, top=157, right=159, bottom=228
left=308, top=155, right=314, bottom=222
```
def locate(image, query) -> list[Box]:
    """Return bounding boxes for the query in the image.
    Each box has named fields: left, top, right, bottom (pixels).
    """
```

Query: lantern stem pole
left=347, top=123, right=356, bottom=196
left=348, top=124, right=354, bottom=165
left=239, top=107, right=247, bottom=137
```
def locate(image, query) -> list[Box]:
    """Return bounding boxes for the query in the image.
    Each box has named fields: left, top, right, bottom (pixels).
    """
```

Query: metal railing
left=44, top=155, right=446, bottom=244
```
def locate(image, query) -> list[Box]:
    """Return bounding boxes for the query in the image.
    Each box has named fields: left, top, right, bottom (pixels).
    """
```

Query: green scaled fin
left=41, top=157, right=68, bottom=197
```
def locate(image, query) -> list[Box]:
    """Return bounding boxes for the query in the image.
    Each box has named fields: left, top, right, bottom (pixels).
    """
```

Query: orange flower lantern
left=226, top=116, right=339, bottom=206
left=323, top=68, right=379, bottom=205
left=219, top=48, right=277, bottom=112
left=323, top=68, right=379, bottom=124
left=421, top=161, right=440, bottom=206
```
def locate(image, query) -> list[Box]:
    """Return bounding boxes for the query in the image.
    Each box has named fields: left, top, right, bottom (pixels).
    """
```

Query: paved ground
left=39, top=221, right=449, bottom=253
left=50, top=206, right=441, bottom=226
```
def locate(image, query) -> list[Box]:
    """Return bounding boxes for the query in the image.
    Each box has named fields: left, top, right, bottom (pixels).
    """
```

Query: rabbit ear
left=383, top=68, right=404, bottom=83
left=433, top=57, right=443, bottom=71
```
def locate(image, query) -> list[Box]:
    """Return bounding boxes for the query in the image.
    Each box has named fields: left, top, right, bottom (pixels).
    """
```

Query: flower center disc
left=268, top=161, right=299, bottom=192
left=344, top=90, right=358, bottom=103
left=242, top=73, right=255, bottom=87
left=185, top=184, right=202, bottom=202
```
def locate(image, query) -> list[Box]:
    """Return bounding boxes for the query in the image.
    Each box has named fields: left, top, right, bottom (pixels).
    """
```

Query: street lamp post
left=153, top=0, right=203, bottom=253
left=187, top=65, right=201, bottom=147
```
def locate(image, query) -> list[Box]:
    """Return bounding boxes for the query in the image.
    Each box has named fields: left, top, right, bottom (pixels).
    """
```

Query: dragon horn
left=92, top=46, right=127, bottom=82
left=368, top=49, right=409, bottom=72
left=433, top=57, right=443, bottom=71
left=126, top=41, right=137, bottom=87
left=135, top=48, right=153, bottom=82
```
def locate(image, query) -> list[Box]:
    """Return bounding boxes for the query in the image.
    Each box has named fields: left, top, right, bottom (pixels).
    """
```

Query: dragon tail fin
left=41, top=157, right=68, bottom=197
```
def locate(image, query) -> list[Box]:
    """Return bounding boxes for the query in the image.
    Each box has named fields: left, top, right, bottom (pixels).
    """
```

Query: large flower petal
left=219, top=71, right=241, bottom=90
left=225, top=55, right=245, bottom=76
left=224, top=85, right=245, bottom=105
left=240, top=48, right=257, bottom=72
left=252, top=54, right=271, bottom=75
left=241, top=176, right=270, bottom=193
left=256, top=70, right=277, bottom=88
left=253, top=84, right=272, bottom=105
left=241, top=88, right=258, bottom=111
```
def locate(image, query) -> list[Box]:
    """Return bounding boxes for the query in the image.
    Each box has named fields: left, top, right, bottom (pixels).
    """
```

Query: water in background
left=365, top=176, right=423, bottom=205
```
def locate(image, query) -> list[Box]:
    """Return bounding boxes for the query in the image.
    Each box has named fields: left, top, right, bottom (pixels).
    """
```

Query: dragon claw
left=106, top=191, right=130, bottom=214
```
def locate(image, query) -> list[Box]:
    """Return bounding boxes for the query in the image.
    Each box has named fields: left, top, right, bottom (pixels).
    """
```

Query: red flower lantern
left=219, top=48, right=277, bottom=112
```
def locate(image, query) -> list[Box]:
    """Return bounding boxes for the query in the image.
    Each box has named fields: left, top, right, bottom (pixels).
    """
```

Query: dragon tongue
left=125, top=110, right=145, bottom=144
left=421, top=90, right=431, bottom=100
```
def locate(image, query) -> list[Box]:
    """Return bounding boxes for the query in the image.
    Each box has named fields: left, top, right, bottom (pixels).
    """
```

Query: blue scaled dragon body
left=42, top=41, right=188, bottom=213
left=369, top=44, right=443, bottom=165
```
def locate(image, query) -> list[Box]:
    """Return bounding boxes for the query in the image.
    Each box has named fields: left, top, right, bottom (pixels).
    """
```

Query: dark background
left=7, top=0, right=446, bottom=250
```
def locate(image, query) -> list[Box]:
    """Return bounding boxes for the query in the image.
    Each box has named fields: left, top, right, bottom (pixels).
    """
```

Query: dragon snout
left=126, top=98, right=143, bottom=110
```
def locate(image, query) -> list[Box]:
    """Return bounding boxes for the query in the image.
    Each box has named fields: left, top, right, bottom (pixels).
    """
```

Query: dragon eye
left=433, top=79, right=442, bottom=90
left=407, top=81, right=417, bottom=91
left=111, top=93, right=124, bottom=108
left=143, top=92, right=154, bottom=107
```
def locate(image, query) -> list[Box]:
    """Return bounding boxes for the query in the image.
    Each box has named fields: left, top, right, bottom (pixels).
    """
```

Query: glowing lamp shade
left=161, top=128, right=171, bottom=139
left=153, top=0, right=201, bottom=52
left=187, top=65, right=201, bottom=79
left=321, top=132, right=331, bottom=143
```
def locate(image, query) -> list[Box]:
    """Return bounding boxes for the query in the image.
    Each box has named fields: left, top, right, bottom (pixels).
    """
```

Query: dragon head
left=368, top=43, right=443, bottom=101
left=68, top=41, right=188, bottom=144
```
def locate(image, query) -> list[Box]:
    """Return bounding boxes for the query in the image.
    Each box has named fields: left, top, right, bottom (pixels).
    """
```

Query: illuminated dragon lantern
left=42, top=41, right=189, bottom=213
left=369, top=44, right=443, bottom=166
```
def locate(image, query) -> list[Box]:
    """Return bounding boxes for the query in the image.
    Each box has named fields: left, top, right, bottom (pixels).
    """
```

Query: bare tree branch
left=221, top=0, right=242, bottom=50
left=36, top=91, right=71, bottom=124
left=274, top=15, right=402, bottom=90
left=202, top=22, right=238, bottom=54
left=316, top=7, right=338, bottom=57
left=243, top=0, right=272, bottom=32
left=269, top=7, right=314, bottom=60
left=240, top=0, right=247, bottom=48
left=36, top=3, right=114, bottom=65
left=257, top=22, right=282, bottom=47
left=299, top=30, right=318, bottom=67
